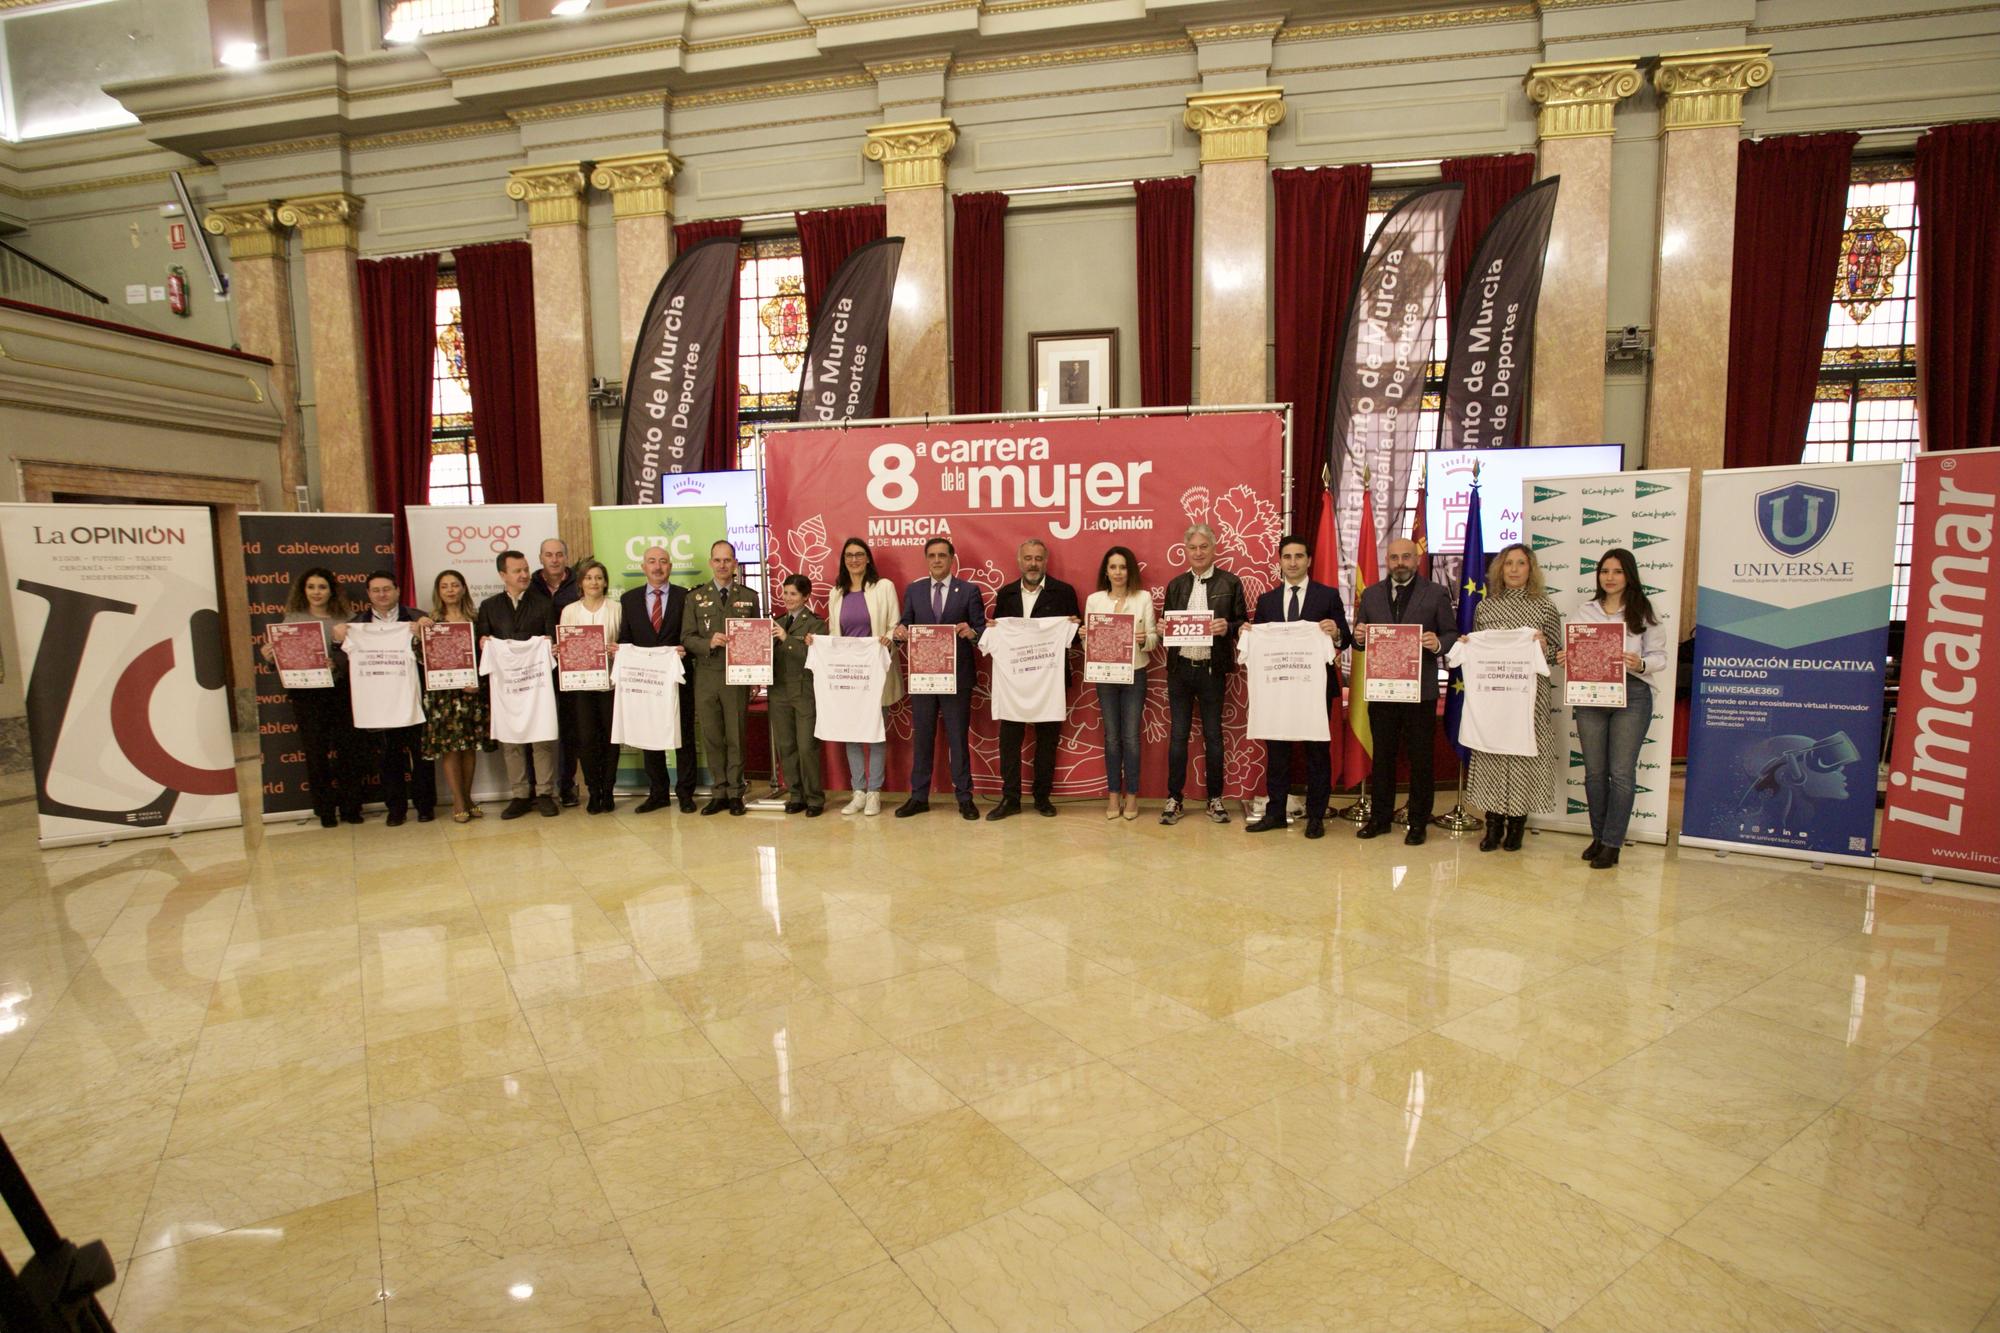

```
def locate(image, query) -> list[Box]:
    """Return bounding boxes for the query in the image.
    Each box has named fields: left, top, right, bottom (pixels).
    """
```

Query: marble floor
left=3, top=781, right=1999, bottom=1333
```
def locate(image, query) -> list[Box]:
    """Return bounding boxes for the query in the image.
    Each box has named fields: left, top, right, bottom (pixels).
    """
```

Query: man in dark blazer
left=339, top=569, right=435, bottom=826
left=1245, top=534, right=1351, bottom=840
left=476, top=549, right=559, bottom=819
left=1353, top=536, right=1458, bottom=845
left=616, top=544, right=695, bottom=814
left=894, top=535, right=987, bottom=820
left=1160, top=523, right=1247, bottom=827
left=525, top=537, right=582, bottom=805
left=988, top=537, right=1080, bottom=820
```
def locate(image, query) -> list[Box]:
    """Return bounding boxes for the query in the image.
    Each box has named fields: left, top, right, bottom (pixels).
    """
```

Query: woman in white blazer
left=826, top=537, right=901, bottom=814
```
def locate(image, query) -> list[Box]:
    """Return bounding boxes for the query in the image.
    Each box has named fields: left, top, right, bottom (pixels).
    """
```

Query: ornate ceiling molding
left=1278, top=5, right=1534, bottom=42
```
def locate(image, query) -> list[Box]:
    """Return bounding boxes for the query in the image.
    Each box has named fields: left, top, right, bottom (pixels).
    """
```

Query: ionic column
left=277, top=192, right=371, bottom=514
left=203, top=202, right=303, bottom=507
left=589, top=152, right=679, bottom=371
left=1523, top=59, right=1642, bottom=445
left=1183, top=87, right=1284, bottom=406
left=864, top=119, right=955, bottom=418
left=506, top=162, right=595, bottom=558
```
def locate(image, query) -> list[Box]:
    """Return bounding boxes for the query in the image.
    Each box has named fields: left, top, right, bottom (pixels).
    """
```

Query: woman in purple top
left=825, top=538, right=901, bottom=816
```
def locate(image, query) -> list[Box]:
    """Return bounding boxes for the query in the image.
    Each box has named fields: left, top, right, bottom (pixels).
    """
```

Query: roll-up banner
left=241, top=513, right=396, bottom=820
left=1520, top=469, right=1689, bottom=845
left=618, top=236, right=742, bottom=502
left=1, top=504, right=240, bottom=847
left=588, top=505, right=732, bottom=593
left=795, top=237, right=902, bottom=425
left=1878, top=448, right=1998, bottom=887
left=1682, top=461, right=1898, bottom=866
left=1329, top=184, right=1463, bottom=611
left=405, top=504, right=561, bottom=607
left=1438, top=178, right=1559, bottom=452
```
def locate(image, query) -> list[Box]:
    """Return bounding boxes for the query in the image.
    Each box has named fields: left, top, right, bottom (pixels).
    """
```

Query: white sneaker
left=864, top=792, right=881, bottom=816
left=843, top=791, right=866, bottom=815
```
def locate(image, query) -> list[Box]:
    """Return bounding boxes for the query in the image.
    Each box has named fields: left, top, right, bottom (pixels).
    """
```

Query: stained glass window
left=426, top=274, right=483, bottom=506
left=736, top=235, right=809, bottom=474
left=380, top=0, right=495, bottom=44
left=1804, top=162, right=1919, bottom=617
left=1362, top=195, right=1450, bottom=545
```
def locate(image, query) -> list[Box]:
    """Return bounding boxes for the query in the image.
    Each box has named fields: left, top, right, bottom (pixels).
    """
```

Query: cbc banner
left=405, top=504, right=561, bottom=607
left=1, top=504, right=239, bottom=847
left=1682, top=461, right=1898, bottom=867
left=1519, top=469, right=1689, bottom=845
left=589, top=504, right=732, bottom=594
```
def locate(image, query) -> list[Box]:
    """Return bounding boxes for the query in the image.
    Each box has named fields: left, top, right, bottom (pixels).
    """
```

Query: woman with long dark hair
left=557, top=559, right=622, bottom=814
left=424, top=568, right=496, bottom=822
left=260, top=567, right=360, bottom=827
left=1566, top=547, right=1667, bottom=869
left=826, top=537, right=900, bottom=816
left=1085, top=544, right=1158, bottom=820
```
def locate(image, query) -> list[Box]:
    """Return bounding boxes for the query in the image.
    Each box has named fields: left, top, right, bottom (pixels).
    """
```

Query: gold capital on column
left=1182, top=87, right=1284, bottom=165
left=589, top=152, right=680, bottom=220
left=506, top=162, right=590, bottom=227
left=1653, top=46, right=1773, bottom=131
left=202, top=202, right=286, bottom=260
left=1524, top=58, right=1643, bottom=139
left=863, top=119, right=956, bottom=193
left=276, top=193, right=363, bottom=252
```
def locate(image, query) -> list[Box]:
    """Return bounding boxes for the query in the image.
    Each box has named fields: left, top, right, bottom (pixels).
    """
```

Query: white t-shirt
left=342, top=622, right=424, bottom=730
left=1239, top=620, right=1336, bottom=741
left=806, top=637, right=892, bottom=742
left=610, top=646, right=686, bottom=751
left=480, top=636, right=560, bottom=744
left=1444, top=627, right=1549, bottom=757
left=979, top=617, right=1079, bottom=723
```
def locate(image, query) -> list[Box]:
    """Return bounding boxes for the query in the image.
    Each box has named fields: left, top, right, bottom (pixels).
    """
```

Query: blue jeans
left=1574, top=676, right=1651, bottom=848
left=845, top=738, right=886, bottom=792
left=1096, top=669, right=1147, bottom=794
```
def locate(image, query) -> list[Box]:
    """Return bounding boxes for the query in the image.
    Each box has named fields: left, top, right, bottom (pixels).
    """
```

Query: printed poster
left=1084, top=612, right=1136, bottom=684
left=422, top=621, right=476, bottom=690
left=1365, top=623, right=1422, bottom=703
left=905, top=623, right=958, bottom=695
left=1161, top=610, right=1212, bottom=649
left=267, top=621, right=332, bottom=689
left=725, top=618, right=775, bottom=686
left=1563, top=621, right=1627, bottom=708
left=556, top=624, right=610, bottom=691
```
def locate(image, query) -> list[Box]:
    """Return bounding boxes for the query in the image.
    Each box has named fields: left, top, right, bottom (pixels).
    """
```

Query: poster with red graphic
left=556, top=624, right=610, bottom=691
left=762, top=412, right=1289, bottom=798
left=725, top=618, right=774, bottom=686
left=1085, top=613, right=1136, bottom=685
left=267, top=621, right=333, bottom=689
left=1365, top=624, right=1422, bottom=703
left=904, top=624, right=958, bottom=695
left=422, top=621, right=477, bottom=690
left=1563, top=621, right=1627, bottom=708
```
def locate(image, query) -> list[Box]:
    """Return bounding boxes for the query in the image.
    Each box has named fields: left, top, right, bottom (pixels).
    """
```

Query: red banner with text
left=1878, top=448, right=2000, bottom=887
left=764, top=413, right=1289, bottom=798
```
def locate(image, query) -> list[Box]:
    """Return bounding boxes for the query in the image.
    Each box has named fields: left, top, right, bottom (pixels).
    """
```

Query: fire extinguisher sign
left=168, top=222, right=187, bottom=250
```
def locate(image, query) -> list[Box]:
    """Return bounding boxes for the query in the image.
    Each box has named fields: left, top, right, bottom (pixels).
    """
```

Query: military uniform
left=682, top=579, right=763, bottom=801
left=771, top=607, right=829, bottom=811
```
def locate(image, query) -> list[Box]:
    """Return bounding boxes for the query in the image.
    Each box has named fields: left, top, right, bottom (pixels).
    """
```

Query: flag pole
left=1434, top=456, right=1483, bottom=833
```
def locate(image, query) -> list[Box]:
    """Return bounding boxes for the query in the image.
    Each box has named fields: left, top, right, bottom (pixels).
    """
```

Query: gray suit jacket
left=1353, top=577, right=1458, bottom=702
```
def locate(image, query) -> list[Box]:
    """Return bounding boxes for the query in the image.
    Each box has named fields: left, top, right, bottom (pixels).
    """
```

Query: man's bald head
left=1386, top=537, right=1420, bottom=581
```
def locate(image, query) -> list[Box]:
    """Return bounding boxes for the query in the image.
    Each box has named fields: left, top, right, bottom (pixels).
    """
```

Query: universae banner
left=241, top=512, right=396, bottom=819
left=619, top=236, right=741, bottom=502
left=762, top=410, right=1289, bottom=799
left=0, top=504, right=239, bottom=847
left=1438, top=177, right=1559, bottom=452
left=1520, top=468, right=1689, bottom=845
left=1682, top=461, right=1897, bottom=866
left=795, top=237, right=901, bottom=425
left=1878, top=448, right=1999, bottom=887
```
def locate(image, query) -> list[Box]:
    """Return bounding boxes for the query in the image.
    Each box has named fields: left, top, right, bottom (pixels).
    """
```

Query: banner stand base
left=1870, top=857, right=1998, bottom=891
left=39, top=814, right=244, bottom=851
left=1676, top=834, right=1874, bottom=870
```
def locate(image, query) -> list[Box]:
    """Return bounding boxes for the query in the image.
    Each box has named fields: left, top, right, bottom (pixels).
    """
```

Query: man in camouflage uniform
left=682, top=539, right=762, bottom=815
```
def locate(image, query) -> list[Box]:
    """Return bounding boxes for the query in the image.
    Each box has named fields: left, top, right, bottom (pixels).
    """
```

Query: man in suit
left=682, top=540, right=762, bottom=816
left=525, top=537, right=582, bottom=805
left=616, top=544, right=694, bottom=814
left=339, top=570, right=435, bottom=826
left=1160, top=523, right=1247, bottom=827
left=988, top=537, right=1080, bottom=821
left=476, top=548, right=559, bottom=819
left=894, top=536, right=987, bottom=820
left=1353, top=536, right=1458, bottom=846
left=1245, top=534, right=1351, bottom=840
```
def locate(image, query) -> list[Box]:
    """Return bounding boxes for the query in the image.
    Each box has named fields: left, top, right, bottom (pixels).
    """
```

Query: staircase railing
left=0, top=241, right=111, bottom=321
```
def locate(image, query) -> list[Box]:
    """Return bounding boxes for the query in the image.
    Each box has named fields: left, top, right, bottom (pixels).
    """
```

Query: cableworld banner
left=1, top=504, right=239, bottom=847
left=763, top=412, right=1289, bottom=799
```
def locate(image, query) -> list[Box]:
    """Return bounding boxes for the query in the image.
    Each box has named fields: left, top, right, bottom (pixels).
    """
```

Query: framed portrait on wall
left=1029, top=329, right=1118, bottom=414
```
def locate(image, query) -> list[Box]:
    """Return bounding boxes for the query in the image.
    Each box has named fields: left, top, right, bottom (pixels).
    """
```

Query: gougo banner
left=1, top=504, right=239, bottom=846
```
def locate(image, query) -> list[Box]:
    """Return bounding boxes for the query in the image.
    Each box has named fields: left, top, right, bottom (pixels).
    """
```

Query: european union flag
left=1443, top=473, right=1485, bottom=760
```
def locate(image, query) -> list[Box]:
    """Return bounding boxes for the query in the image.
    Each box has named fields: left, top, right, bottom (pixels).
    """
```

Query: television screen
left=1423, top=444, right=1625, bottom=550
left=659, top=469, right=762, bottom=564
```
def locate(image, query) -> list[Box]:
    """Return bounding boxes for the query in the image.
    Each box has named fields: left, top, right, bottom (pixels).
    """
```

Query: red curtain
left=359, top=252, right=439, bottom=590
left=1273, top=164, right=1373, bottom=556
left=673, top=217, right=744, bottom=470
left=1439, top=152, right=1538, bottom=316
left=1135, top=176, right=1195, bottom=407
left=452, top=241, right=542, bottom=505
left=1916, top=121, right=2000, bottom=452
left=796, top=204, right=890, bottom=418
left=1722, top=132, right=1857, bottom=469
left=951, top=192, right=1008, bottom=415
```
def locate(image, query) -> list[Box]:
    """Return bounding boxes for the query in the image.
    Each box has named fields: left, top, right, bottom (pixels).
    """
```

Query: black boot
left=1502, top=816, right=1526, bottom=851
left=1581, top=840, right=1602, bottom=861
left=1478, top=814, right=1504, bottom=852
left=1590, top=845, right=1621, bottom=870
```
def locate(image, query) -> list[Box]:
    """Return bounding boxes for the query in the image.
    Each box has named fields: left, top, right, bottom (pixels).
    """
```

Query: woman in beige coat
left=826, top=537, right=901, bottom=815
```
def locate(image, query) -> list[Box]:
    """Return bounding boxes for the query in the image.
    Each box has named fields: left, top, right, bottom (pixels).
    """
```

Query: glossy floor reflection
left=3, top=777, right=1999, bottom=1333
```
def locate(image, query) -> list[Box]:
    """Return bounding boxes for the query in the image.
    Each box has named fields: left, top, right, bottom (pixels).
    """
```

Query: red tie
left=650, top=589, right=663, bottom=633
